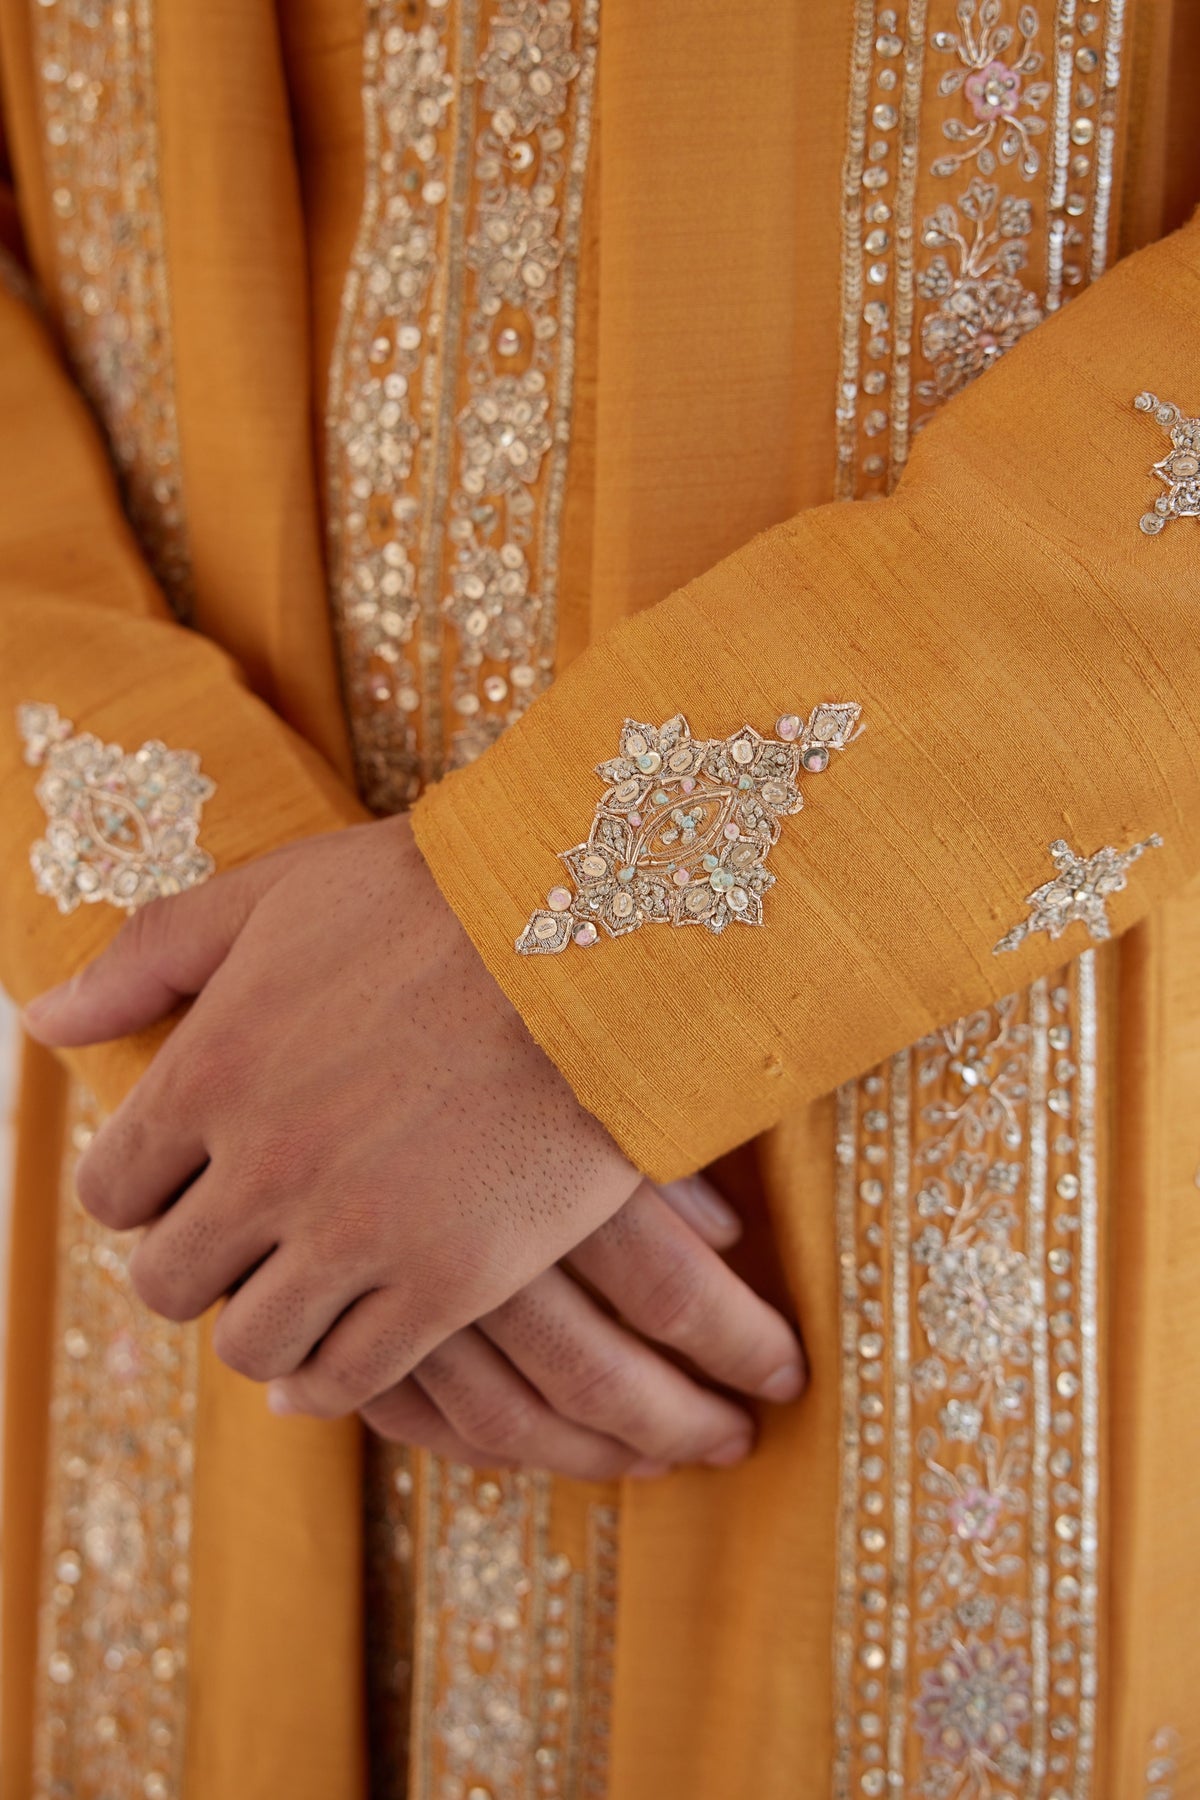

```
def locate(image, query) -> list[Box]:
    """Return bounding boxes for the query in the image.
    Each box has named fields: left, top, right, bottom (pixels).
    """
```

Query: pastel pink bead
left=681, top=777, right=696, bottom=793
left=573, top=922, right=599, bottom=946
left=673, top=868, right=690, bottom=886
left=547, top=886, right=572, bottom=911
left=724, top=823, right=739, bottom=839
left=627, top=812, right=642, bottom=827
left=777, top=713, right=801, bottom=741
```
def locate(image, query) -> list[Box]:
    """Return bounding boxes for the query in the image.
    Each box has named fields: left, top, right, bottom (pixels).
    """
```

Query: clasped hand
left=24, top=816, right=805, bottom=1479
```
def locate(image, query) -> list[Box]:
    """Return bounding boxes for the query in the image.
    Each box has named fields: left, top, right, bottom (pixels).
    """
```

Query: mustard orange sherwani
left=1, top=1, right=1199, bottom=1796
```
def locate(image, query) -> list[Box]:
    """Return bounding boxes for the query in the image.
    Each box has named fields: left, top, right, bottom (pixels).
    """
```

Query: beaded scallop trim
left=517, top=706, right=862, bottom=954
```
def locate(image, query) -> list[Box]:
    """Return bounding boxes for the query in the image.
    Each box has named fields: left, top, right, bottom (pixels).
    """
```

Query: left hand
left=24, top=817, right=649, bottom=1414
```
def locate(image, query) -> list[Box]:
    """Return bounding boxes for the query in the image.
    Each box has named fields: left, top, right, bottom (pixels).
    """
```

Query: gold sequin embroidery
left=993, top=834, right=1162, bottom=954
left=836, top=0, right=1127, bottom=499
left=326, top=0, right=599, bottom=812
left=834, top=957, right=1101, bottom=1797
left=33, top=1089, right=197, bottom=1800
left=517, top=707, right=862, bottom=954
left=18, top=703, right=216, bottom=914
left=1133, top=390, right=1200, bottom=534
left=409, top=1461, right=618, bottom=1800
left=33, top=0, right=192, bottom=618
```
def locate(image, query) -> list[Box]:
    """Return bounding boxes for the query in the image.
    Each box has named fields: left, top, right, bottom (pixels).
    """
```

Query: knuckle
left=460, top=1390, right=540, bottom=1457
left=637, top=1257, right=715, bottom=1347
left=318, top=1325, right=414, bottom=1411
left=211, top=1313, right=276, bottom=1383
left=560, top=1355, right=643, bottom=1432
left=128, top=1242, right=196, bottom=1323
left=74, top=1149, right=123, bottom=1228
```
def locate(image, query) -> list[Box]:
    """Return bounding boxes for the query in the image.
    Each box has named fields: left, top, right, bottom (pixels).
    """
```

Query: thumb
left=23, top=855, right=285, bottom=1047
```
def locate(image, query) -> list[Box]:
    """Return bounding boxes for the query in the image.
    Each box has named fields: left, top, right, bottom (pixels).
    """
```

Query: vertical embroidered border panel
left=33, top=0, right=193, bottom=618
left=834, top=1, right=1126, bottom=1787
left=834, top=959, right=1102, bottom=1798
left=409, top=1461, right=618, bottom=1800
left=836, top=0, right=1126, bottom=500
left=327, top=0, right=600, bottom=811
left=32, top=1089, right=197, bottom=1800
left=29, top=3, right=199, bottom=1789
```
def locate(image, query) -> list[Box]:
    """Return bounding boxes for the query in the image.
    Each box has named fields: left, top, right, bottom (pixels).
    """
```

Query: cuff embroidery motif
left=516, top=705, right=863, bottom=955
left=17, top=703, right=216, bottom=914
left=1133, top=391, right=1200, bottom=535
left=993, top=834, right=1162, bottom=954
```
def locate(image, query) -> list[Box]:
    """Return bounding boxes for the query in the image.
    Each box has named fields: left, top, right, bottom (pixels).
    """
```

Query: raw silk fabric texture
left=0, top=1, right=1198, bottom=1798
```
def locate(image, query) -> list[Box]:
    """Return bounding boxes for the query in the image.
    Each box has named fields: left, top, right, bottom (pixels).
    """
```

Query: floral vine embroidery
left=994, top=835, right=1162, bottom=954
left=917, top=178, right=1042, bottom=402
left=516, top=705, right=862, bottom=954
left=17, top=703, right=215, bottom=914
left=1134, top=391, right=1200, bottom=535
left=931, top=1, right=1052, bottom=180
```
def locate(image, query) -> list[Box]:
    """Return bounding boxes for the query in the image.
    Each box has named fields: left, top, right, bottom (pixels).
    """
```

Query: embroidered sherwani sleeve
left=413, top=212, right=1200, bottom=1183
left=0, top=267, right=366, bottom=1110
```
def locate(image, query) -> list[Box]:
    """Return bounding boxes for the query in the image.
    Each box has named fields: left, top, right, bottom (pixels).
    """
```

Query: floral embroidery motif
left=930, top=2, right=1051, bottom=180
left=1134, top=391, right=1200, bottom=534
left=409, top=1462, right=618, bottom=1800
left=837, top=2, right=1125, bottom=500
left=994, top=834, right=1162, bottom=954
left=326, top=0, right=599, bottom=810
left=1145, top=1727, right=1180, bottom=1799
left=917, top=179, right=1041, bottom=402
left=516, top=706, right=862, bottom=954
left=34, top=0, right=193, bottom=618
left=834, top=965, right=1101, bottom=1797
left=18, top=703, right=215, bottom=914
left=33, top=1089, right=196, bottom=1800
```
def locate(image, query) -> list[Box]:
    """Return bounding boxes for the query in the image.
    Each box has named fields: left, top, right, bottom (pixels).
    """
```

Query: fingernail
left=267, top=1383, right=296, bottom=1417
left=627, top=1458, right=672, bottom=1480
left=703, top=1435, right=753, bottom=1468
left=669, top=1177, right=741, bottom=1236
left=759, top=1362, right=805, bottom=1403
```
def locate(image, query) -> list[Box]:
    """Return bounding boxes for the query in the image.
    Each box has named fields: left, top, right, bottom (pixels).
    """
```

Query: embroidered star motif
left=993, top=834, right=1162, bottom=955
left=517, top=704, right=863, bottom=954
left=17, top=703, right=216, bottom=914
left=1133, top=391, right=1200, bottom=535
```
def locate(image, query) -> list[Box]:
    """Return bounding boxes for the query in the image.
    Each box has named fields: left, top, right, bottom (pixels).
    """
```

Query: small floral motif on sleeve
left=17, top=702, right=216, bottom=914
left=516, top=705, right=862, bottom=954
left=993, top=834, right=1162, bottom=954
left=1133, top=391, right=1200, bottom=535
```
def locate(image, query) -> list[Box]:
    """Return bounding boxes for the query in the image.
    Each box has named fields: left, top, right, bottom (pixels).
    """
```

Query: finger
left=481, top=1267, right=755, bottom=1468
left=22, top=853, right=288, bottom=1047
left=359, top=1376, right=517, bottom=1472
left=264, top=1285, right=427, bottom=1417
left=411, top=1328, right=655, bottom=1481
left=654, top=1175, right=743, bottom=1251
left=210, top=1246, right=368, bottom=1385
left=125, top=1169, right=278, bottom=1324
left=569, top=1186, right=806, bottom=1404
left=74, top=1092, right=208, bottom=1234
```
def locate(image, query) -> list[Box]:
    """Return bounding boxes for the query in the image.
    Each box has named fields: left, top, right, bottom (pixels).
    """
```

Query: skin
left=24, top=815, right=805, bottom=1478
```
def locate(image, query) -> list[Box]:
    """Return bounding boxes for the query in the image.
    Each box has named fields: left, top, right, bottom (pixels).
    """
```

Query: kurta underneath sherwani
left=2, top=0, right=1200, bottom=1796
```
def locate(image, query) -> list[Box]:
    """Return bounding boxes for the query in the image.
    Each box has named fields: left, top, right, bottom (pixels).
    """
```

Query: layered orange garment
left=1, top=0, right=1200, bottom=1795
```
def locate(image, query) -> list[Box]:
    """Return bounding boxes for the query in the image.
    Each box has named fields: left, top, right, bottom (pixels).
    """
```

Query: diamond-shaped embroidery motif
left=993, top=834, right=1162, bottom=955
left=1133, top=390, right=1200, bottom=534
left=17, top=703, right=216, bottom=914
left=517, top=704, right=863, bottom=954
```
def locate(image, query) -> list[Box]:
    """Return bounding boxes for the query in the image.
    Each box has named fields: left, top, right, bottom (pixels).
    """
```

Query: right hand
left=275, top=1175, right=807, bottom=1481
